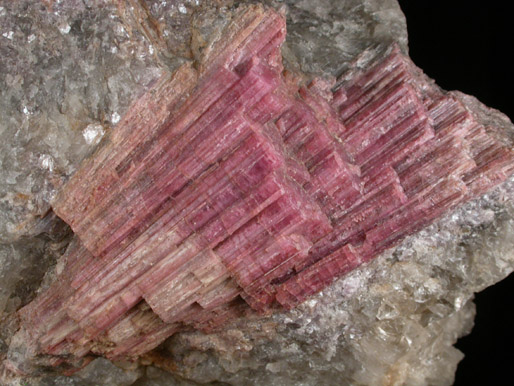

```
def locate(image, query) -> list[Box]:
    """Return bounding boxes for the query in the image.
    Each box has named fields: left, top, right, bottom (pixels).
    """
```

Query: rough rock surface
left=151, top=175, right=514, bottom=386
left=0, top=0, right=407, bottom=241
left=0, top=1, right=512, bottom=386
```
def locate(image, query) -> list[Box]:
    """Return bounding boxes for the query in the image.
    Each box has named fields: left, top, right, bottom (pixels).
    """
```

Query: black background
left=397, top=1, right=513, bottom=385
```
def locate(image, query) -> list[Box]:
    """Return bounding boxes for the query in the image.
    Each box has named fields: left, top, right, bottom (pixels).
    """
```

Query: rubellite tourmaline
left=13, top=4, right=514, bottom=371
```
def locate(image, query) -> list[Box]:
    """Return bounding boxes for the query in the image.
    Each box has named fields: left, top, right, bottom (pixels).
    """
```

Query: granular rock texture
left=150, top=176, right=514, bottom=386
left=0, top=0, right=407, bottom=244
left=1, top=1, right=513, bottom=386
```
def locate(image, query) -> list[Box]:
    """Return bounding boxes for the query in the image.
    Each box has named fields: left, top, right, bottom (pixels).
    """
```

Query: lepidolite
left=7, top=4, right=513, bottom=374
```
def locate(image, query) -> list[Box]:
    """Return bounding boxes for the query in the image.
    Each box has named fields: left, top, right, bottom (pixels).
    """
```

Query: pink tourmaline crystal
left=12, top=4, right=514, bottom=372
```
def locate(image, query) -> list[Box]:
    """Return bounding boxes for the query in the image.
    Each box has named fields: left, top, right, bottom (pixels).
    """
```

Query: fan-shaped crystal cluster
left=14, top=5, right=514, bottom=371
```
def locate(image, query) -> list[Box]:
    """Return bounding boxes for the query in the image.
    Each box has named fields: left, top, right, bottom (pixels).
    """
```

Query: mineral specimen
left=2, top=3, right=512, bottom=378
left=1, top=1, right=513, bottom=385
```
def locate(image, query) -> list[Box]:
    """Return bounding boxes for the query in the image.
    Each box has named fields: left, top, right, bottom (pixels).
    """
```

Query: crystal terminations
left=8, top=4, right=514, bottom=373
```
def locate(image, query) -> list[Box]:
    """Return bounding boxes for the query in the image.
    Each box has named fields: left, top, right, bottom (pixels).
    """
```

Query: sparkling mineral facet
left=8, top=3, right=514, bottom=374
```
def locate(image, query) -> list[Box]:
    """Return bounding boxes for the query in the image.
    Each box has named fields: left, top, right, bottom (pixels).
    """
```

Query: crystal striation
left=3, top=2, right=514, bottom=380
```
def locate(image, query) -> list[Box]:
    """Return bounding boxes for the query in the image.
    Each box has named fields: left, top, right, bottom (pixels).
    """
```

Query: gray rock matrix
left=0, top=0, right=512, bottom=385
